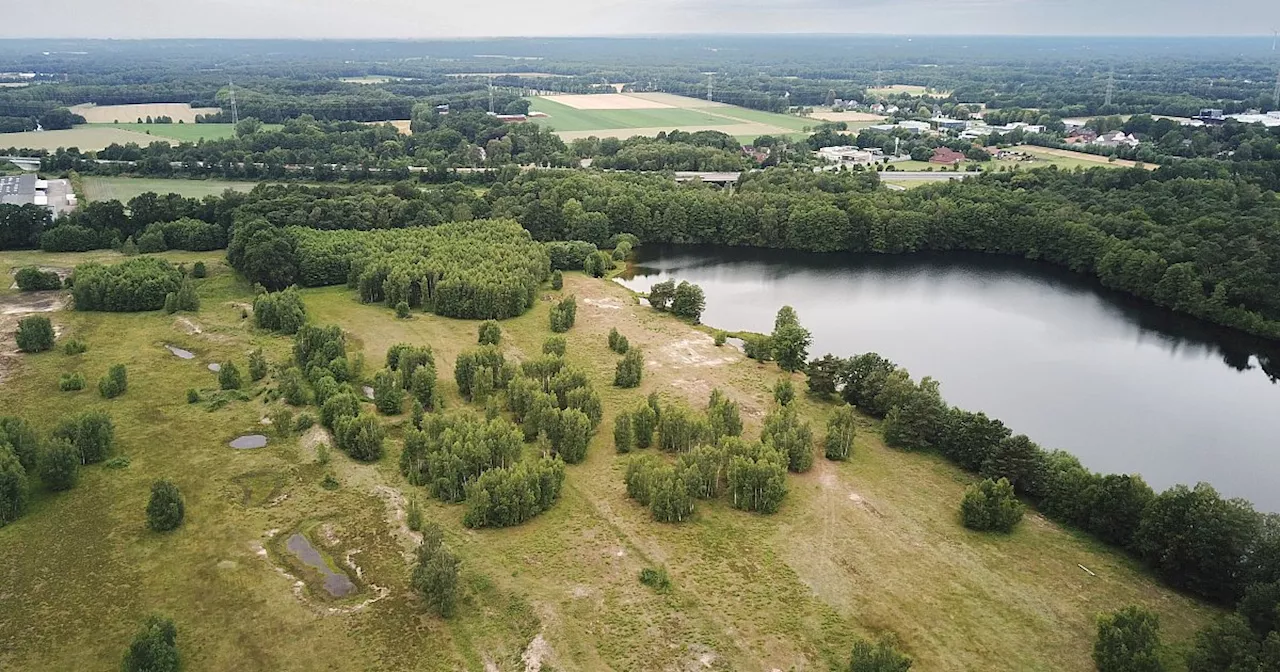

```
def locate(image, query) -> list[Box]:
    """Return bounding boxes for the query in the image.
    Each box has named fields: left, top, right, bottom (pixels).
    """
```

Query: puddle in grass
left=229, top=434, right=268, bottom=450
left=208, top=362, right=221, bottom=372
left=286, top=533, right=357, bottom=597
left=362, top=386, right=375, bottom=400
left=165, top=345, right=195, bottom=359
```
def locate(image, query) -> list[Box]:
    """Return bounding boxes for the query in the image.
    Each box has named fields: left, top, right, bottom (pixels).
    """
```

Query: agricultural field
left=90, top=123, right=243, bottom=143
left=69, top=103, right=221, bottom=124
left=806, top=109, right=887, bottom=124
left=82, top=177, right=263, bottom=202
left=0, top=250, right=1217, bottom=671
left=0, top=126, right=169, bottom=152
left=528, top=93, right=817, bottom=142
left=866, top=84, right=949, bottom=96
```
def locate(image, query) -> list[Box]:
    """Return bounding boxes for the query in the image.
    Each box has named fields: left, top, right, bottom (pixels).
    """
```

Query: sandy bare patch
left=174, top=317, right=203, bottom=335
left=522, top=633, right=553, bottom=672
left=582, top=297, right=624, bottom=311
left=70, top=102, right=221, bottom=124
left=1009, top=145, right=1150, bottom=170
left=541, top=93, right=674, bottom=110
left=299, top=425, right=333, bottom=463
left=809, top=111, right=886, bottom=123
left=657, top=337, right=738, bottom=369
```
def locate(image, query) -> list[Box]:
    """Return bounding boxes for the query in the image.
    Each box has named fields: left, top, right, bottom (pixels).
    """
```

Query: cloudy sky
left=3, top=0, right=1278, bottom=38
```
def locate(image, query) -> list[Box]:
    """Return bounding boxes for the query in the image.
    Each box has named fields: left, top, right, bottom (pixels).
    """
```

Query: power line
left=1104, top=70, right=1115, bottom=108
left=228, top=79, right=239, bottom=125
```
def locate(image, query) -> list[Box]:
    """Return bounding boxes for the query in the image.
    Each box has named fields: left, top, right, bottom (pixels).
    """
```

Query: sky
left=2, top=0, right=1279, bottom=39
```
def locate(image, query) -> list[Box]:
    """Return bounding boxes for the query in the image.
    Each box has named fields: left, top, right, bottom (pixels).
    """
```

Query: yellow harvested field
left=1010, top=145, right=1152, bottom=169
left=556, top=123, right=781, bottom=141
left=69, top=103, right=221, bottom=123
left=365, top=119, right=412, bottom=134
left=810, top=110, right=887, bottom=123
left=867, top=84, right=949, bottom=96
left=543, top=93, right=676, bottom=110
left=0, top=126, right=170, bottom=152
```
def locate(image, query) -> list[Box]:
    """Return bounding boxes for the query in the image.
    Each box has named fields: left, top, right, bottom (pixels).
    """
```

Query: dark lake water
left=617, top=245, right=1280, bottom=511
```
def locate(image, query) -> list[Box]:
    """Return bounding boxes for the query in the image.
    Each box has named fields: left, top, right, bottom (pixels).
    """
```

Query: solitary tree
left=98, top=364, right=129, bottom=399
left=411, top=523, right=460, bottom=618
left=670, top=282, right=706, bottom=322
left=15, top=315, right=55, bottom=353
left=248, top=349, right=268, bottom=382
left=825, top=406, right=857, bottom=461
left=121, top=614, right=180, bottom=672
left=614, top=412, right=634, bottom=453
left=771, top=306, right=812, bottom=372
left=1094, top=606, right=1165, bottom=672
left=218, top=361, right=243, bottom=390
left=960, top=477, right=1023, bottom=533
left=146, top=480, right=185, bottom=532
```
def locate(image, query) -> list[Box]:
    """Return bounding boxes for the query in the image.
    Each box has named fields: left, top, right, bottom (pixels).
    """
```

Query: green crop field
left=82, top=176, right=263, bottom=202
left=90, top=123, right=246, bottom=143
left=0, top=249, right=1216, bottom=671
left=527, top=93, right=819, bottom=142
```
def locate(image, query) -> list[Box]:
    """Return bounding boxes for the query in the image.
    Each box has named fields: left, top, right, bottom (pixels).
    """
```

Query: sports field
left=528, top=93, right=816, bottom=141
left=82, top=176, right=261, bottom=202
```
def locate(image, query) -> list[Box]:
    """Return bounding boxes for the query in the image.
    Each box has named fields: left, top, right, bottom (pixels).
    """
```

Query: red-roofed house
left=929, top=147, right=966, bottom=166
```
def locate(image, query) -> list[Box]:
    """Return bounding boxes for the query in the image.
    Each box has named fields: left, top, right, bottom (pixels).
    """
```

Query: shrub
left=98, top=364, right=128, bottom=399
left=218, top=361, right=242, bottom=390
left=15, top=315, right=55, bottom=352
left=639, top=567, right=671, bottom=592
left=321, top=473, right=339, bottom=489
left=960, top=477, right=1024, bottom=533
left=773, top=379, right=795, bottom=406
left=463, top=457, right=565, bottom=528
left=71, top=257, right=182, bottom=312
left=373, top=369, right=404, bottom=415
left=146, top=480, right=185, bottom=532
left=62, top=338, right=87, bottom=354
left=614, top=412, right=634, bottom=453
left=607, top=327, right=629, bottom=353
left=1094, top=606, right=1164, bottom=672
left=550, top=269, right=563, bottom=290
left=162, top=278, right=199, bottom=314
left=613, top=240, right=633, bottom=260
left=583, top=250, right=613, bottom=278
left=549, top=295, right=576, bottom=332
left=411, top=523, right=460, bottom=617
left=293, top=413, right=316, bottom=432
left=762, top=406, right=813, bottom=473
left=706, top=389, right=743, bottom=441
left=542, top=335, right=566, bottom=356
left=713, top=330, right=727, bottom=346
left=15, top=266, right=61, bottom=291
left=184, top=388, right=200, bottom=404
left=103, top=456, right=131, bottom=469
left=253, top=287, right=307, bottom=334
left=406, top=496, right=423, bottom=531
left=278, top=367, right=308, bottom=406
left=395, top=301, right=410, bottom=318
left=614, top=348, right=644, bottom=388
left=191, top=261, right=207, bottom=278
left=670, top=281, right=706, bottom=322
left=58, top=372, right=85, bottom=391
left=633, top=403, right=657, bottom=449
left=478, top=320, right=501, bottom=346
left=120, top=614, right=180, bottom=672
left=269, top=407, right=294, bottom=436
left=248, top=349, right=268, bottom=382
left=335, top=413, right=385, bottom=462
left=53, top=410, right=114, bottom=464
left=39, top=438, right=79, bottom=491
left=742, top=333, right=775, bottom=361
left=848, top=635, right=913, bottom=672
left=825, top=406, right=857, bottom=460
left=0, top=445, right=30, bottom=525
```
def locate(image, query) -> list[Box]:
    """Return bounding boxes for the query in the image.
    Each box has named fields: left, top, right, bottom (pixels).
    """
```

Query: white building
left=1093, top=131, right=1140, bottom=148
left=817, top=146, right=879, bottom=166
left=1225, top=111, right=1280, bottom=128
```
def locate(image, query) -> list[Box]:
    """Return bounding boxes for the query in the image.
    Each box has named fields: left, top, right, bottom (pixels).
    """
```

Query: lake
left=616, top=245, right=1280, bottom=512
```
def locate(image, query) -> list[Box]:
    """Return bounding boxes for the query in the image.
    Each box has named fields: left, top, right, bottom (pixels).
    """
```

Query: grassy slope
left=527, top=98, right=733, bottom=132
left=0, top=253, right=1216, bottom=671
left=82, top=176, right=263, bottom=203
left=90, top=123, right=241, bottom=143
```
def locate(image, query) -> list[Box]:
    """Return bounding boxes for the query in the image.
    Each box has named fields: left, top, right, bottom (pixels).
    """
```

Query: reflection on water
left=618, top=245, right=1280, bottom=511
left=286, top=533, right=356, bottom=597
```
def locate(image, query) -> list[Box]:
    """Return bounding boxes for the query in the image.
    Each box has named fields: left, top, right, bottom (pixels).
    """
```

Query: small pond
left=208, top=363, right=221, bottom=372
left=164, top=345, right=195, bottom=360
left=286, top=533, right=357, bottom=597
left=228, top=434, right=268, bottom=450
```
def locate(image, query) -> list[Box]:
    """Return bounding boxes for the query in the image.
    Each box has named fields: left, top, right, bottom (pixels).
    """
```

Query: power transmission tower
left=706, top=73, right=714, bottom=102
left=1104, top=70, right=1115, bottom=108
left=488, top=77, right=495, bottom=114
left=1273, top=70, right=1280, bottom=108
left=228, top=79, right=239, bottom=125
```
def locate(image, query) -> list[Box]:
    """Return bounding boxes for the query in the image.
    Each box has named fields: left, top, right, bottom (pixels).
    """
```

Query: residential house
left=929, top=147, right=966, bottom=166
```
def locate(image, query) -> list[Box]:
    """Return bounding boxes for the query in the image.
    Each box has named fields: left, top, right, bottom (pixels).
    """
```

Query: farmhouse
left=929, top=147, right=966, bottom=166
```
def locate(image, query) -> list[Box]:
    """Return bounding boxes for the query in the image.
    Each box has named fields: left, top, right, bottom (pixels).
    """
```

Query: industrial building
left=0, top=173, right=75, bottom=213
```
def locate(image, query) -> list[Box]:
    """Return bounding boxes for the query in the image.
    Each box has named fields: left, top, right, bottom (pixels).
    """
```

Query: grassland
left=82, top=176, right=263, bottom=203
left=528, top=93, right=817, bottom=142
left=0, top=251, right=1216, bottom=671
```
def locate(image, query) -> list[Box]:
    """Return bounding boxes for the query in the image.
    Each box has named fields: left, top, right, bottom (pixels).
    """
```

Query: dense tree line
left=400, top=413, right=524, bottom=503
left=236, top=220, right=549, bottom=319
left=69, top=257, right=184, bottom=312
left=462, top=456, right=566, bottom=528
left=0, top=203, right=52, bottom=250
left=806, top=350, right=1280, bottom=608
